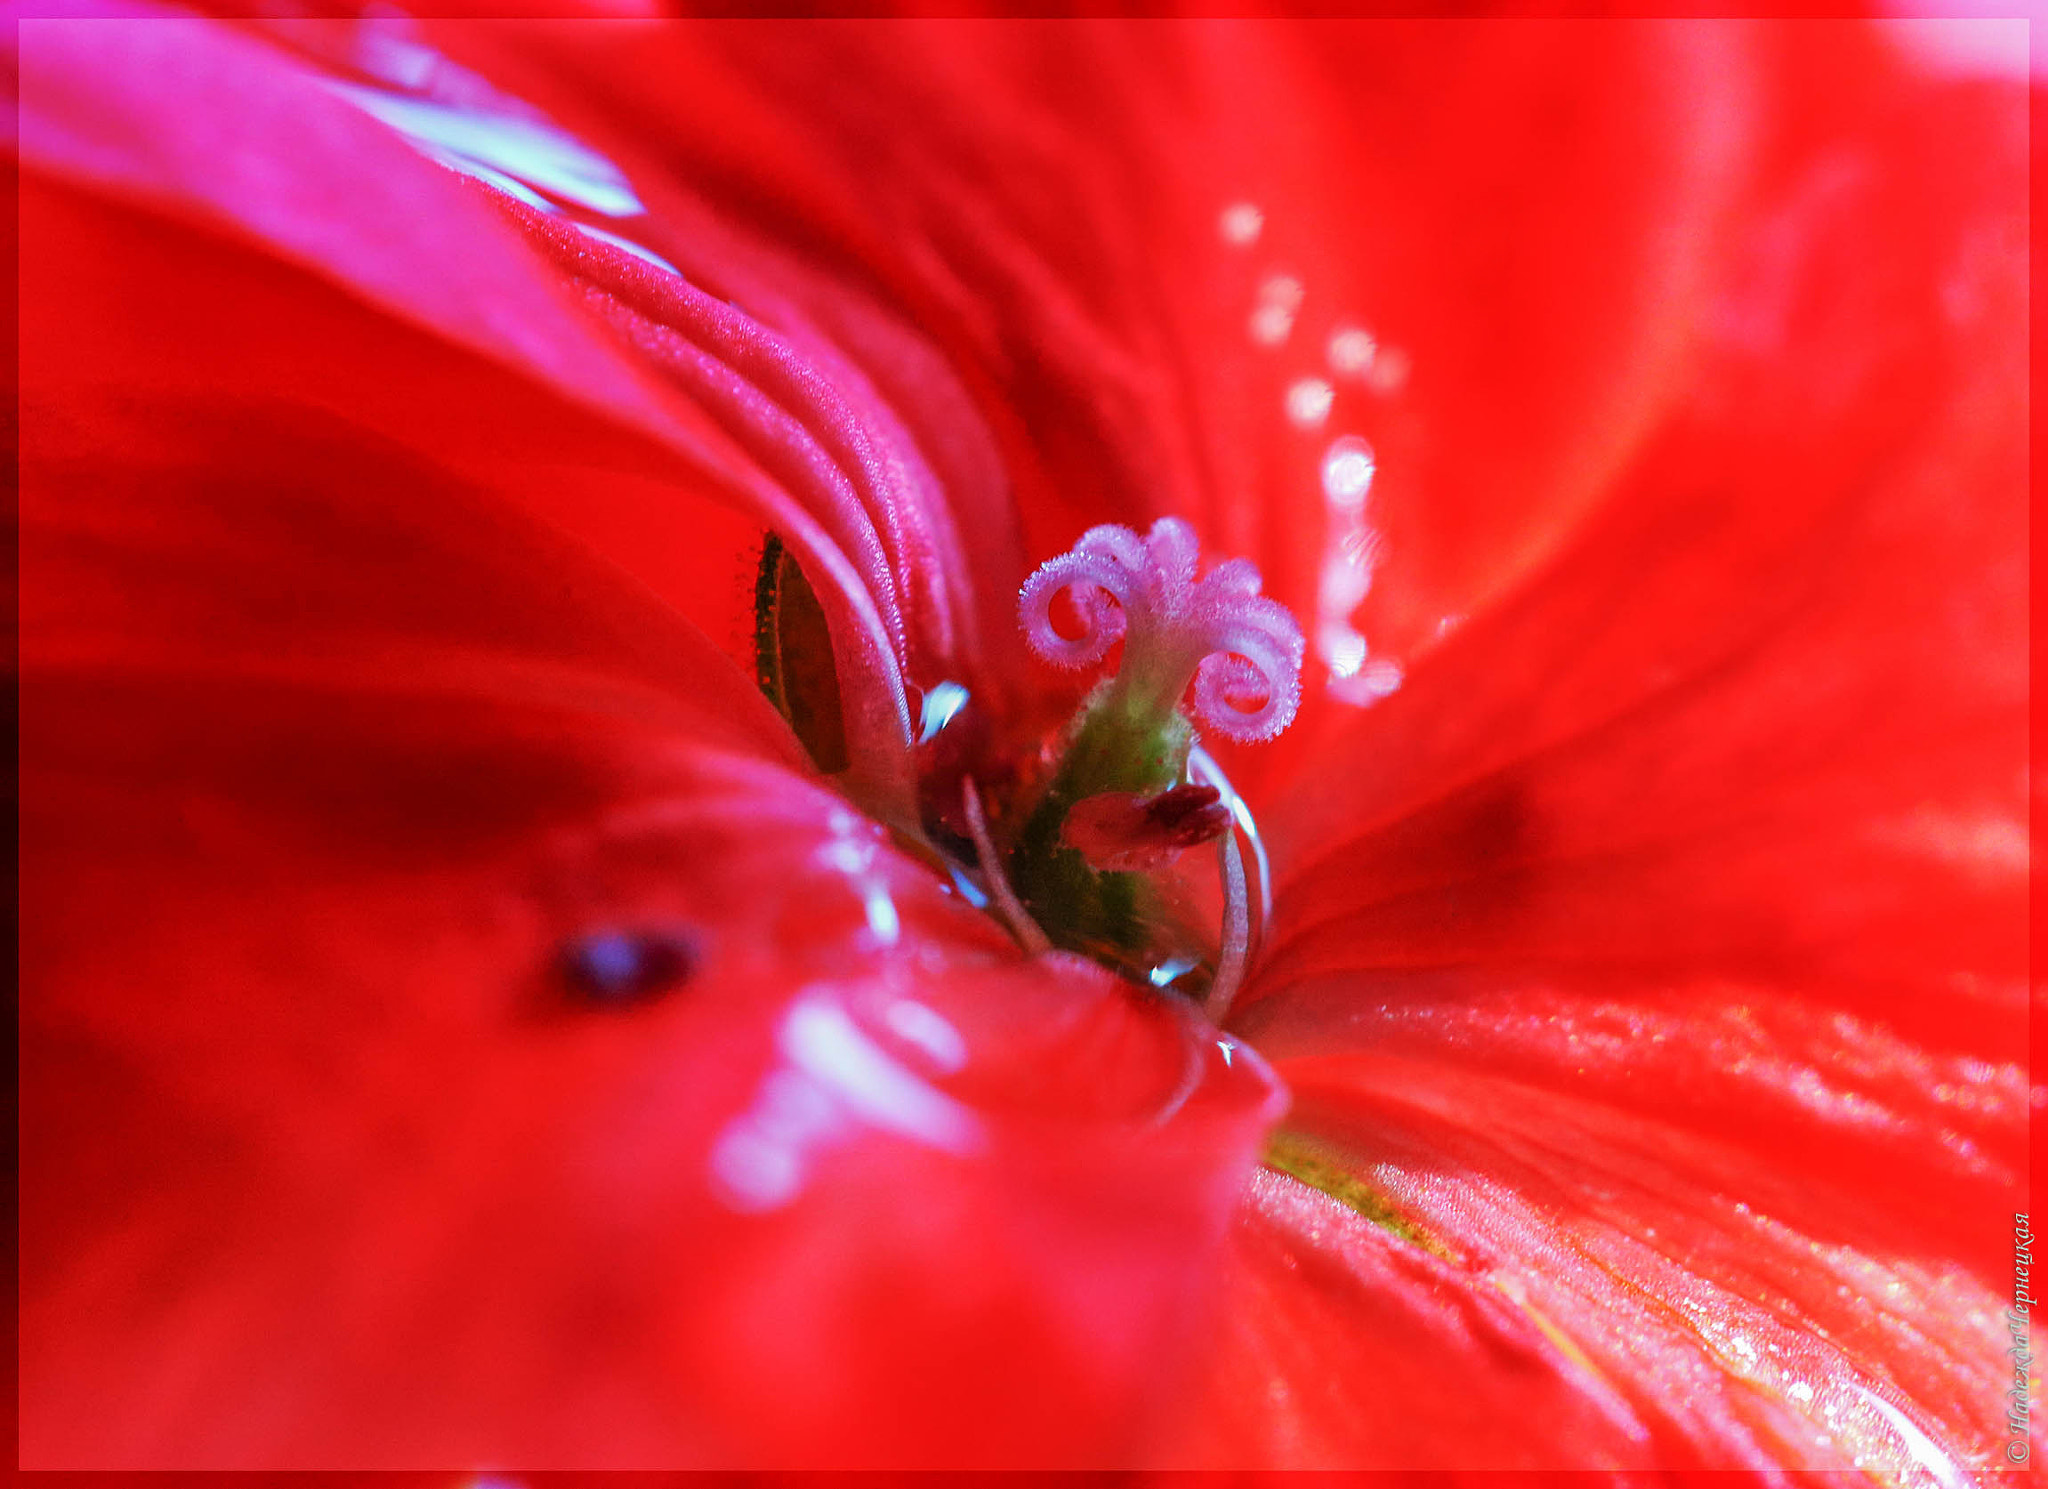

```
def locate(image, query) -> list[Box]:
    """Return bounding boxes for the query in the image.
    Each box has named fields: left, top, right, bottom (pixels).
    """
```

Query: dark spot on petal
left=556, top=927, right=697, bottom=1007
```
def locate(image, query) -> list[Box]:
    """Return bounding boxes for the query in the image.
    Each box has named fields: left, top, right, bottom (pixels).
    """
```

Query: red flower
left=16, top=12, right=2029, bottom=1473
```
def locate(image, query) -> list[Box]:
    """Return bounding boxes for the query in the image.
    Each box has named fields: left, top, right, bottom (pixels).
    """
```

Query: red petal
left=16, top=11, right=947, bottom=801
left=19, top=155, right=1285, bottom=1468
left=1152, top=1168, right=1663, bottom=1469
left=1218, top=29, right=2025, bottom=1475
left=438, top=22, right=1770, bottom=679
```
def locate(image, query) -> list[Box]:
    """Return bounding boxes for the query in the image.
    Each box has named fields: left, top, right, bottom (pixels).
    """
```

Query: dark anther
left=556, top=927, right=697, bottom=1007
left=1138, top=783, right=1231, bottom=840
left=1061, top=783, right=1233, bottom=872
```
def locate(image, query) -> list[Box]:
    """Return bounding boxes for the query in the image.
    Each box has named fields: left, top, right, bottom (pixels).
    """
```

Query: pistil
left=1000, top=518, right=1305, bottom=986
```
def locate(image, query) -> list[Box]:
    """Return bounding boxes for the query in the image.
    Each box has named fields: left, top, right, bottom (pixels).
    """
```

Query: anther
left=1062, top=784, right=1232, bottom=873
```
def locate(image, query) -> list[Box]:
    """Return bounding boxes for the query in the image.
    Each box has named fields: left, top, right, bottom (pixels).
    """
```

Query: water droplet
left=1327, top=325, right=1379, bottom=377
left=862, top=883, right=901, bottom=947
left=1148, top=955, right=1202, bottom=989
left=1258, top=274, right=1305, bottom=311
left=1329, top=657, right=1404, bottom=705
left=1249, top=302, right=1295, bottom=347
left=915, top=680, right=971, bottom=744
left=1367, top=345, right=1412, bottom=394
left=1218, top=202, right=1264, bottom=246
left=1320, top=435, right=1377, bottom=507
left=557, top=927, right=696, bottom=1006
left=1286, top=378, right=1335, bottom=429
left=946, top=865, right=990, bottom=909
left=1323, top=631, right=1367, bottom=677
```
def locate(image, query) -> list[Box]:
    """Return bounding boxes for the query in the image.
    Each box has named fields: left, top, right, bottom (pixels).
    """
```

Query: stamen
left=1019, top=517, right=1304, bottom=744
left=1204, top=829, right=1250, bottom=1023
left=960, top=777, right=1050, bottom=955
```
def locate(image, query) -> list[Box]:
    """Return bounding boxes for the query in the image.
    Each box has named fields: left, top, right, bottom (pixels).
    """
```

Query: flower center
left=751, top=516, right=1302, bottom=1018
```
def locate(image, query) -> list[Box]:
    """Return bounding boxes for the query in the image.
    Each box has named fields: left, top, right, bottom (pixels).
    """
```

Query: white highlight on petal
left=1218, top=201, right=1265, bottom=246
left=1248, top=273, right=1304, bottom=347
left=814, top=811, right=900, bottom=950
left=1869, top=806, right=2029, bottom=877
left=1313, top=435, right=1393, bottom=704
left=817, top=836, right=874, bottom=876
left=1321, top=434, right=1378, bottom=507
left=862, top=884, right=900, bottom=947
left=1330, top=657, right=1405, bottom=704
left=782, top=998, right=981, bottom=1152
left=1323, top=631, right=1367, bottom=677
left=916, top=679, right=971, bottom=744
left=710, top=994, right=983, bottom=1214
left=883, top=999, right=969, bottom=1075
left=355, top=26, right=442, bottom=92
left=709, top=1120, right=808, bottom=1211
left=324, top=79, right=645, bottom=216
left=419, top=145, right=557, bottom=212
left=1285, top=377, right=1336, bottom=430
left=1875, top=17, right=2030, bottom=83
left=1844, top=1384, right=1973, bottom=1489
left=571, top=221, right=683, bottom=276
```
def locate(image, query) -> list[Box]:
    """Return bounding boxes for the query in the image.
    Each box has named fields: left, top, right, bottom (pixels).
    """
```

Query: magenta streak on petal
left=13, top=11, right=672, bottom=441
left=515, top=194, right=980, bottom=690
left=457, top=220, right=923, bottom=804
left=576, top=158, right=1023, bottom=693
left=773, top=284, right=1012, bottom=688
left=13, top=10, right=923, bottom=815
left=560, top=262, right=909, bottom=666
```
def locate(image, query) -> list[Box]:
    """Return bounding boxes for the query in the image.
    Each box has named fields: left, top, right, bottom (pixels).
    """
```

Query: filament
left=960, top=777, right=1050, bottom=955
left=1205, top=828, right=1250, bottom=1023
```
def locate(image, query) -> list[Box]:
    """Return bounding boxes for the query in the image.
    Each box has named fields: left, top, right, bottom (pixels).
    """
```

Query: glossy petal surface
left=19, top=165, right=1282, bottom=1468
left=15, top=12, right=2028, bottom=1474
